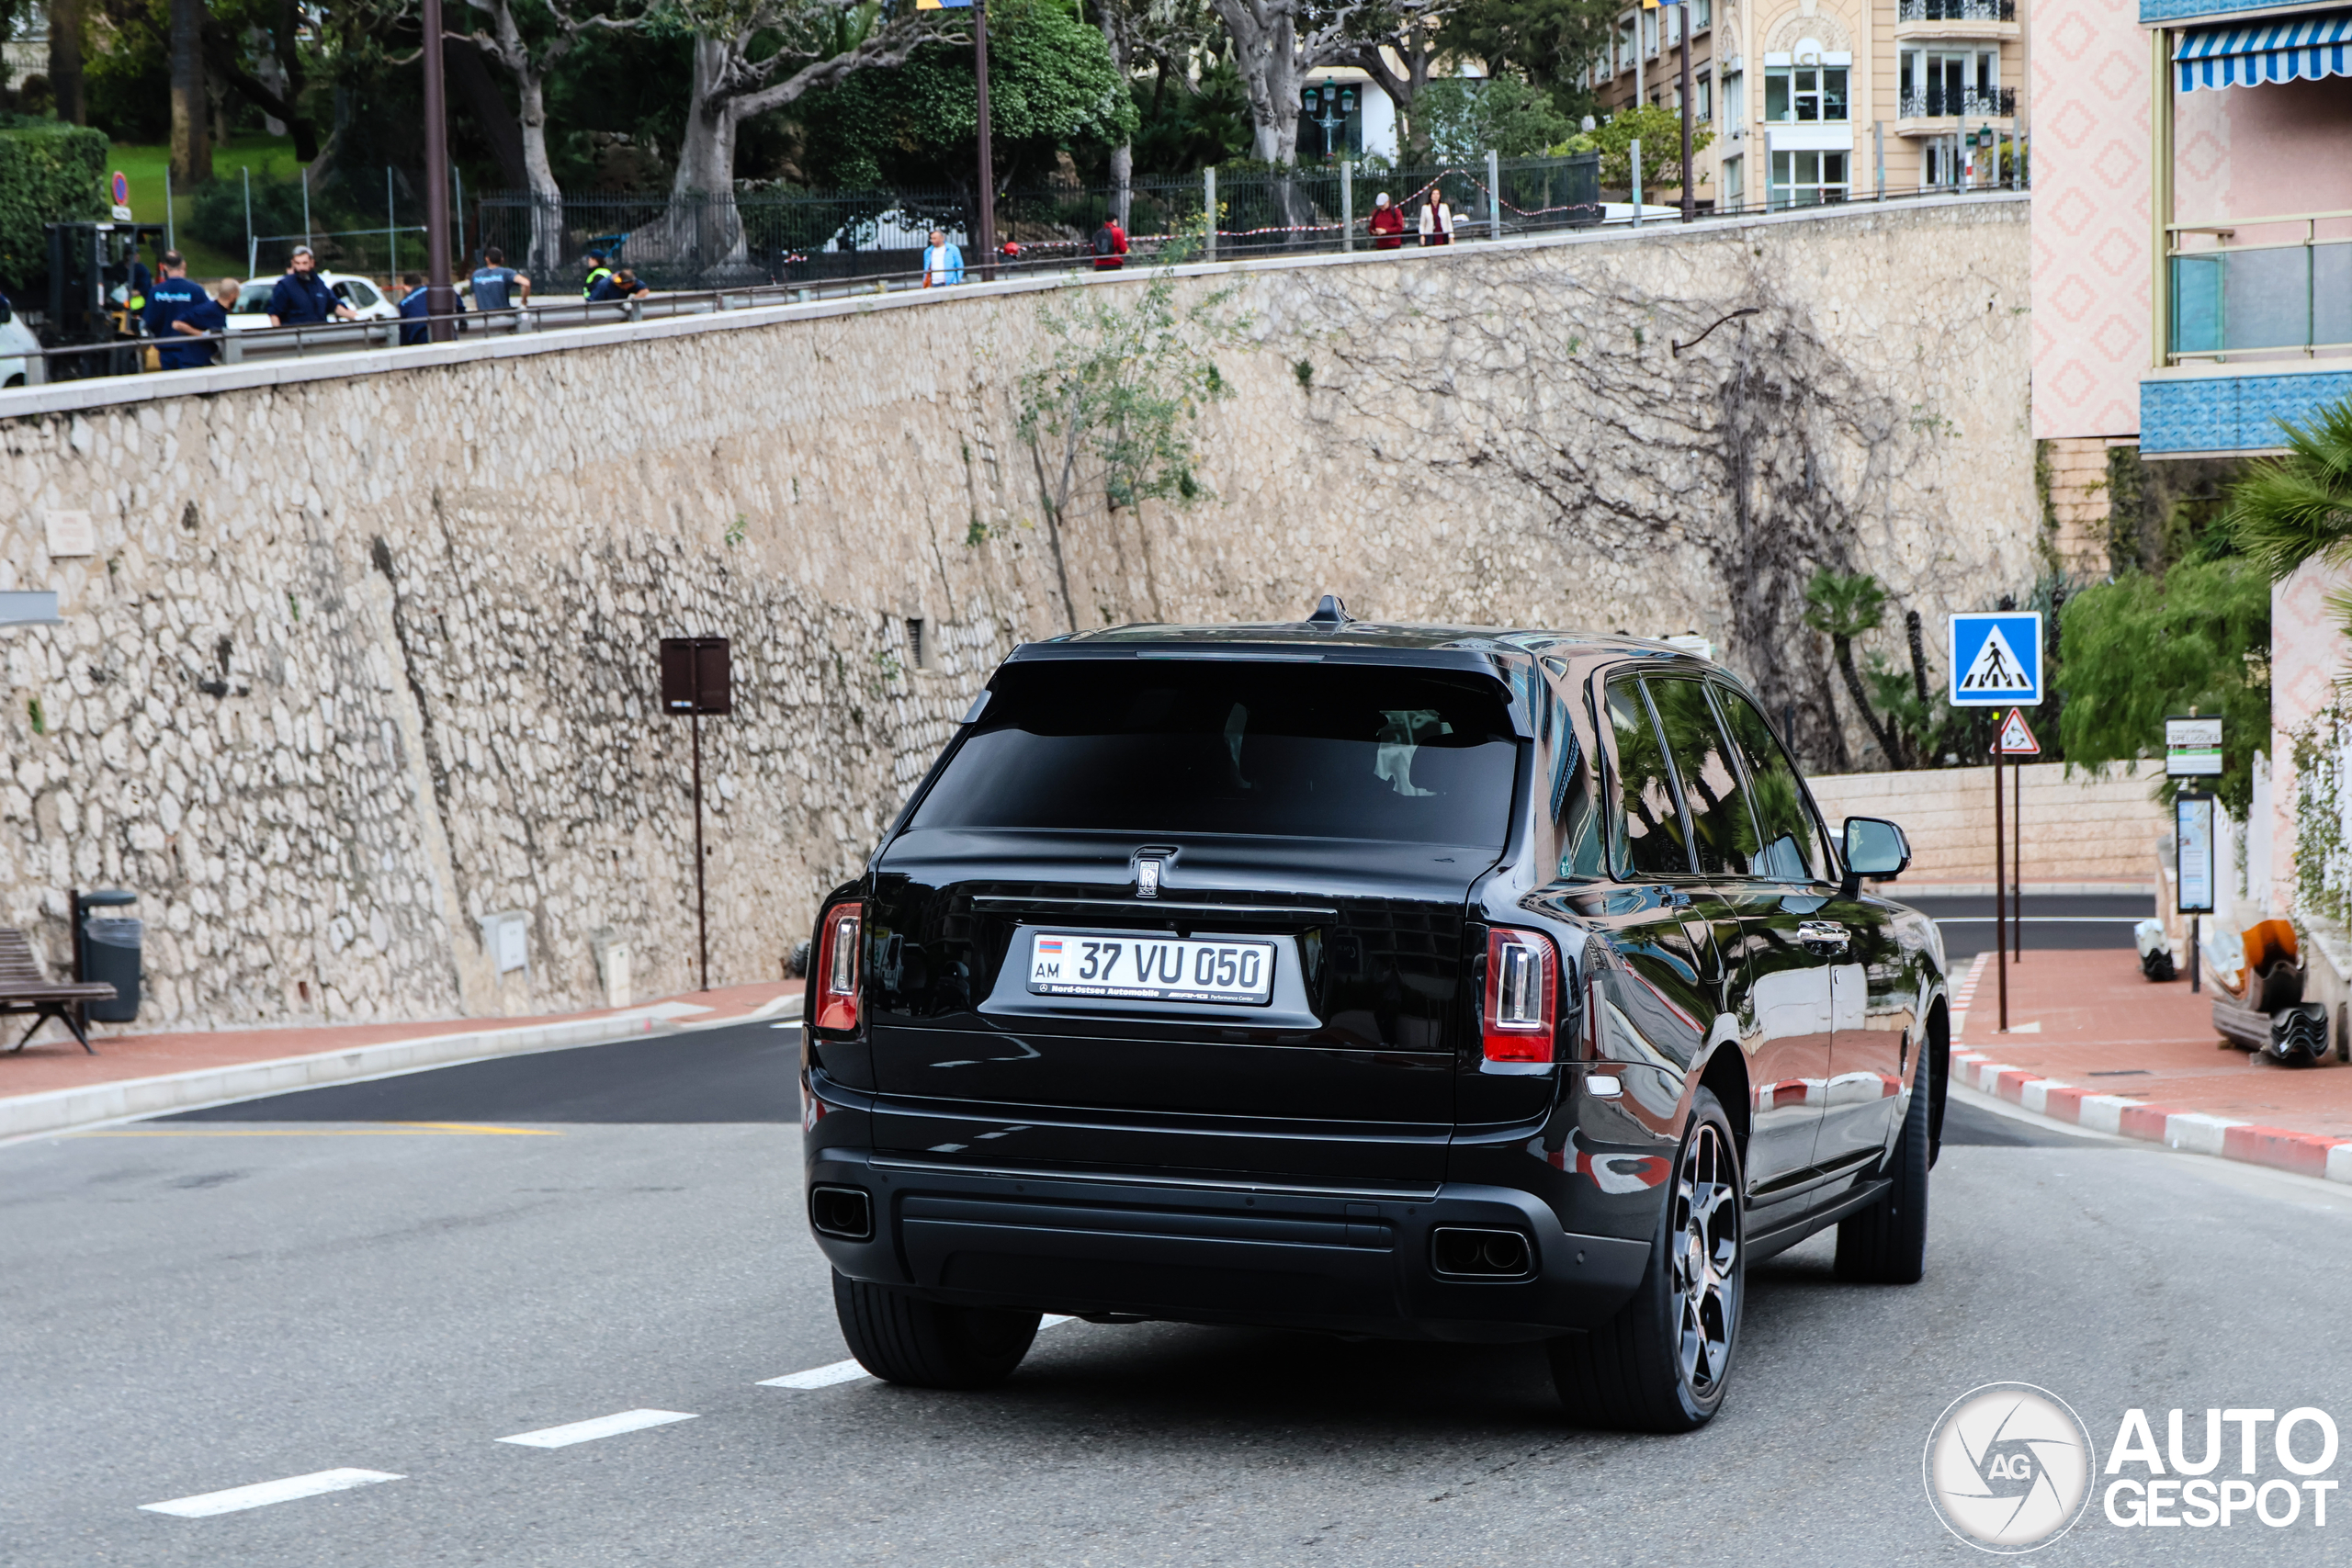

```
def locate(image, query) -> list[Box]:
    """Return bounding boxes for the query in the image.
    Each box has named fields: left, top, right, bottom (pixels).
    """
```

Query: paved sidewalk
left=1949, top=945, right=2352, bottom=1181
left=1, top=981, right=803, bottom=1141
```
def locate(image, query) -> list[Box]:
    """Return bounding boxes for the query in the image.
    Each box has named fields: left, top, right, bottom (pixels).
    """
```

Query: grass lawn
left=107, top=138, right=313, bottom=283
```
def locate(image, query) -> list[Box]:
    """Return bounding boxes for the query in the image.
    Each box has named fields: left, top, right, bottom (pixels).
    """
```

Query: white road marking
left=759, top=1316, right=1077, bottom=1391
left=496, top=1409, right=698, bottom=1448
left=141, top=1469, right=401, bottom=1517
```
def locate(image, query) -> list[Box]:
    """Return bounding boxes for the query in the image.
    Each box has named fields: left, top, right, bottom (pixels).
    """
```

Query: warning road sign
left=1996, top=707, right=2041, bottom=756
left=1950, top=612, right=2042, bottom=705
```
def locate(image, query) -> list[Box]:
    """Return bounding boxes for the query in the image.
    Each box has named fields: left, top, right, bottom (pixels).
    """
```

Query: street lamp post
left=974, top=2, right=997, bottom=277
left=421, top=0, right=456, bottom=339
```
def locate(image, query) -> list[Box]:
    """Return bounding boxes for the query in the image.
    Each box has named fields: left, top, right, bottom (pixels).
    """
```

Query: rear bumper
left=807, top=1146, right=1651, bottom=1342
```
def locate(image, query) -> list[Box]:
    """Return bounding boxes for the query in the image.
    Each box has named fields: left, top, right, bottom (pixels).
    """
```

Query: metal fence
left=474, top=155, right=1609, bottom=293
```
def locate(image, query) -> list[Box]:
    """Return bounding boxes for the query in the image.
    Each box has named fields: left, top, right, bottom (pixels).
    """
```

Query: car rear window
left=911, top=660, right=1520, bottom=845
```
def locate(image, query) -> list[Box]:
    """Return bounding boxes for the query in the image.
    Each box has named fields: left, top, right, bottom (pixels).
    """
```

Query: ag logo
left=1924, top=1382, right=2098, bottom=1553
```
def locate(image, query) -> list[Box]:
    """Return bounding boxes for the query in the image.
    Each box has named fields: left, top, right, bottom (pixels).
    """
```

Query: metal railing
left=2166, top=208, right=2352, bottom=363
left=2, top=176, right=2029, bottom=392
left=1896, top=0, right=2016, bottom=22
left=1898, top=85, right=2017, bottom=118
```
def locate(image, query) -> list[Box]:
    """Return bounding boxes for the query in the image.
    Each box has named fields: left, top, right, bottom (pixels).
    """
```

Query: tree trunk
left=1110, top=141, right=1132, bottom=230
left=515, top=73, right=564, bottom=275
left=50, top=0, right=85, bottom=126
left=170, top=0, right=210, bottom=185
left=666, top=38, right=746, bottom=272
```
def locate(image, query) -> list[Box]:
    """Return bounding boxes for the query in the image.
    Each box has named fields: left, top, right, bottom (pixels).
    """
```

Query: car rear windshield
left=911, top=659, right=1521, bottom=845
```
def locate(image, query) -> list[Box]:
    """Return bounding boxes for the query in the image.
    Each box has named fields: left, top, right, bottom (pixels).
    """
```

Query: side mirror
left=1840, top=817, right=1911, bottom=898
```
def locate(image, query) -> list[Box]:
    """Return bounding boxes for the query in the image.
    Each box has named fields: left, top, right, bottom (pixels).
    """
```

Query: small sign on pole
left=2177, top=790, right=2216, bottom=995
left=1950, top=612, right=2043, bottom=706
left=660, top=637, right=732, bottom=992
left=1996, top=707, right=2041, bottom=756
left=2165, top=716, right=2222, bottom=777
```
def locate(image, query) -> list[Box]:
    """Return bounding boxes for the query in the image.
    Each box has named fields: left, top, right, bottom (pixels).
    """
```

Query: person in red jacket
left=1091, top=217, right=1129, bottom=270
left=1368, top=192, right=1405, bottom=250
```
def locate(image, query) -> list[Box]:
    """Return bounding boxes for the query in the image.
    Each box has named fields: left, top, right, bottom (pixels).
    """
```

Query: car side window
left=1714, top=687, right=1831, bottom=884
left=1541, top=668, right=1608, bottom=880
left=1645, top=676, right=1752, bottom=876
left=1603, top=675, right=1691, bottom=876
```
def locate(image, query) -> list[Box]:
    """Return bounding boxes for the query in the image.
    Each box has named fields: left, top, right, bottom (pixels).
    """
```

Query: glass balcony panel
left=2318, top=243, right=2352, bottom=350
left=2223, top=247, right=2313, bottom=351
left=2172, top=254, right=2223, bottom=355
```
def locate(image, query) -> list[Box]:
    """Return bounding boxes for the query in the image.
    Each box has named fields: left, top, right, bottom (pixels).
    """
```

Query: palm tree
left=2226, top=397, right=2352, bottom=581
left=1802, top=569, right=1903, bottom=767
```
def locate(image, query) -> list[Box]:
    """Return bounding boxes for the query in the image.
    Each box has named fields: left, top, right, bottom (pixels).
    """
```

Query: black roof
left=1011, top=619, right=1697, bottom=665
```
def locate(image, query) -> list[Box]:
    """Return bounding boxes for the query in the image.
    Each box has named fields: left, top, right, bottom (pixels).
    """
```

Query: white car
left=226, top=271, right=401, bottom=328
left=0, top=304, right=40, bottom=387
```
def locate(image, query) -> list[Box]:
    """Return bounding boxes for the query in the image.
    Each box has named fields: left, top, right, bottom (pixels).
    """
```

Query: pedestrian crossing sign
left=1949, top=612, right=2042, bottom=706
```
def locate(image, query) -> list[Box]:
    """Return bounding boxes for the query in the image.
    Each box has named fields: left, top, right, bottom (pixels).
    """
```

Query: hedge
left=0, top=119, right=110, bottom=296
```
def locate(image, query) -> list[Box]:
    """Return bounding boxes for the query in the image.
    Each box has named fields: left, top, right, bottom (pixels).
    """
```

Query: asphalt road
left=1902, top=893, right=2154, bottom=962
left=5, top=1021, right=2346, bottom=1566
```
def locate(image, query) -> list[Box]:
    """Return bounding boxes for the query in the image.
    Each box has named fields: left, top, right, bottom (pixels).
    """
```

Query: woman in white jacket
left=1418, top=192, right=1454, bottom=246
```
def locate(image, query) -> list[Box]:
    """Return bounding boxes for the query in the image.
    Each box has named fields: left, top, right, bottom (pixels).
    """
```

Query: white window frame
left=1769, top=148, right=1851, bottom=209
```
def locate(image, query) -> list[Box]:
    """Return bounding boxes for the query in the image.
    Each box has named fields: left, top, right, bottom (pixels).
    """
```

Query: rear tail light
left=1482, top=927, right=1559, bottom=1063
left=811, top=902, right=864, bottom=1032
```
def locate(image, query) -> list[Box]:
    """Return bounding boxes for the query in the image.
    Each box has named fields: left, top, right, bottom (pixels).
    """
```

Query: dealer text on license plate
left=1026, top=931, right=1276, bottom=1005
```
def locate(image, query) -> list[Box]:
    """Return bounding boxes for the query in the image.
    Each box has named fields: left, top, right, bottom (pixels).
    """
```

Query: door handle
left=1798, top=921, right=1850, bottom=950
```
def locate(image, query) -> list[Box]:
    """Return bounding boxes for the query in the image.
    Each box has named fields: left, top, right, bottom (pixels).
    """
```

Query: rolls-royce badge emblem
left=1136, top=857, right=1162, bottom=897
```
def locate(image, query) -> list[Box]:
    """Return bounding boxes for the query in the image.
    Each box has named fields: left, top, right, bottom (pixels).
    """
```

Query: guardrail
left=6, top=183, right=2028, bottom=392
left=2166, top=206, right=2352, bottom=363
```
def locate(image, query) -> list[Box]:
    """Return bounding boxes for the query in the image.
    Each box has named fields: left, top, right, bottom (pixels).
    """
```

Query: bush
left=1415, top=76, right=1571, bottom=160
left=188, top=173, right=312, bottom=265
left=0, top=119, right=109, bottom=294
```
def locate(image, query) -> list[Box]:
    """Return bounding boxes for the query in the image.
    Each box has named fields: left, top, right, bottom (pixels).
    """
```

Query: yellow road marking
left=74, top=1125, right=561, bottom=1137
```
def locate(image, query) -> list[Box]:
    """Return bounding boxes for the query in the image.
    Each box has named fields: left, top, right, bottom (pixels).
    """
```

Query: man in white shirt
left=922, top=230, right=965, bottom=288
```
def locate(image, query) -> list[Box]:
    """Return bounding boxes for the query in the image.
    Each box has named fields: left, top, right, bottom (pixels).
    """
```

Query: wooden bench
left=1, top=928, right=118, bottom=1055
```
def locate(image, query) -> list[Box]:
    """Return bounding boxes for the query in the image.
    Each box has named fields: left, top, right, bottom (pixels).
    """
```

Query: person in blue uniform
left=396, top=272, right=466, bottom=344
left=142, top=251, right=205, bottom=361
left=266, top=247, right=355, bottom=327
left=164, top=277, right=239, bottom=368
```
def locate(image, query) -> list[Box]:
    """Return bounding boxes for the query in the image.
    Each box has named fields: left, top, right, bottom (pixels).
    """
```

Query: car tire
left=1834, top=1060, right=1931, bottom=1284
left=831, top=1270, right=1041, bottom=1390
left=1549, top=1088, right=1742, bottom=1433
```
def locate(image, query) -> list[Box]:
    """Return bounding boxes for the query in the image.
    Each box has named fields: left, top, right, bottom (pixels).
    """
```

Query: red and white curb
left=1950, top=1047, right=2352, bottom=1186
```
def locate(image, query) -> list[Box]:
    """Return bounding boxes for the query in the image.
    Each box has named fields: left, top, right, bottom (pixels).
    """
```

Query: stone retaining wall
left=1809, top=762, right=2166, bottom=888
left=0, top=197, right=2035, bottom=1029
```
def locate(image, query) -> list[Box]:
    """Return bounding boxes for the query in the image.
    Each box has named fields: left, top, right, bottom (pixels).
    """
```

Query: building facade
left=1589, top=0, right=2025, bottom=209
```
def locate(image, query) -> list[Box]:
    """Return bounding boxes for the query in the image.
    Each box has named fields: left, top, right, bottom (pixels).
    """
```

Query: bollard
left=1340, top=161, right=1353, bottom=253
left=1204, top=167, right=1217, bottom=263
left=1487, top=149, right=1501, bottom=240
left=1631, top=139, right=1643, bottom=228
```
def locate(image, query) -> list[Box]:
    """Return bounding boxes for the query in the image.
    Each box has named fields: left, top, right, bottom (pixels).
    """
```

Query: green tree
left=1414, top=73, right=1569, bottom=158
left=1804, top=569, right=1905, bottom=768
left=1439, top=0, right=1617, bottom=119
left=2055, top=558, right=2271, bottom=818
left=1576, top=100, right=1712, bottom=191
left=2225, top=397, right=2352, bottom=583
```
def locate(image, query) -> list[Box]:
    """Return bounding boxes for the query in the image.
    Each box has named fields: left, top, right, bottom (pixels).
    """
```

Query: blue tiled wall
left=2141, top=369, right=2352, bottom=453
left=2141, top=0, right=2343, bottom=21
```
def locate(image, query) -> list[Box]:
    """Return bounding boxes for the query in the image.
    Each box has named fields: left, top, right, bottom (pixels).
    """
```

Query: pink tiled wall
left=2175, top=77, right=2352, bottom=243
left=2031, top=0, right=2152, bottom=443
left=2271, top=557, right=2352, bottom=914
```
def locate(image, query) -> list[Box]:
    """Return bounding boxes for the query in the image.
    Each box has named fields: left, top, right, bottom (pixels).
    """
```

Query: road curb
left=0, top=995, right=801, bottom=1144
left=1950, top=1045, right=2352, bottom=1184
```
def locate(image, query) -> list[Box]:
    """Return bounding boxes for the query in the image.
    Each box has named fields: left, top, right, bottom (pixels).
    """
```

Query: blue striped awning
left=2177, top=11, right=2352, bottom=90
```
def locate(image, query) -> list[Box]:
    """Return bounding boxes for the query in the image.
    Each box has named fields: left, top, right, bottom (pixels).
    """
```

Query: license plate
left=1025, top=931, right=1276, bottom=1006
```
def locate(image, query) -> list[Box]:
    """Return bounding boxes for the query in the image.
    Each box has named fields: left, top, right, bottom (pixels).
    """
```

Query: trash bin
left=82, top=915, right=141, bottom=1022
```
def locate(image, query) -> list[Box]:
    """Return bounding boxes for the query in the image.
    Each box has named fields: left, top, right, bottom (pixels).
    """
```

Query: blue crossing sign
left=1950, top=612, right=2042, bottom=705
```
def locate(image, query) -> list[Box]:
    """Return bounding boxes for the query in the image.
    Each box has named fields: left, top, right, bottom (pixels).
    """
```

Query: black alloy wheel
left=831, top=1271, right=1042, bottom=1390
left=1550, top=1087, right=1744, bottom=1432
left=1833, top=1056, right=1932, bottom=1284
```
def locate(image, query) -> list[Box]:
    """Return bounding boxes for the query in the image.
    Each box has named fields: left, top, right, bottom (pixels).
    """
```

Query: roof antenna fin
left=1307, top=594, right=1350, bottom=626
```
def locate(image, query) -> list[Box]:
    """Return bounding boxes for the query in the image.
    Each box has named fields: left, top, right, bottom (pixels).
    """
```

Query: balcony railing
left=2167, top=209, right=2352, bottom=362
left=1899, top=85, right=2017, bottom=118
left=1897, top=0, right=2016, bottom=22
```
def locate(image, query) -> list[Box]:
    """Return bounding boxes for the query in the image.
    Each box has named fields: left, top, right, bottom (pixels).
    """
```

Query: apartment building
left=1587, top=0, right=2026, bottom=209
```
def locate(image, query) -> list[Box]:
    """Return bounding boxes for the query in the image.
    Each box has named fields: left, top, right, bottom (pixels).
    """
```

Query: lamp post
left=970, top=0, right=996, bottom=276
left=1677, top=0, right=1695, bottom=222
left=421, top=0, right=456, bottom=339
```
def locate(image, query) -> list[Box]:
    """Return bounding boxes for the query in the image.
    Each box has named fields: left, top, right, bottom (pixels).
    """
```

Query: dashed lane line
left=141, top=1469, right=402, bottom=1518
left=496, top=1409, right=700, bottom=1449
left=758, top=1315, right=1079, bottom=1391
left=79, top=1122, right=562, bottom=1138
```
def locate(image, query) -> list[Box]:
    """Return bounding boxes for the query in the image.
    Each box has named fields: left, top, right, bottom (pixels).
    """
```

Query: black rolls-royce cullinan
left=801, top=600, right=1947, bottom=1430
